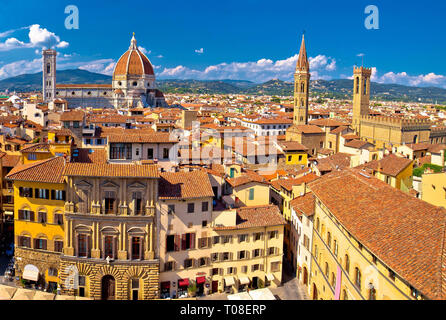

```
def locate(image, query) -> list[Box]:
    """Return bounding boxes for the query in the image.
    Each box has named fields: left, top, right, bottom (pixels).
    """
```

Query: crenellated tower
left=352, top=66, right=372, bottom=134
left=293, top=34, right=310, bottom=125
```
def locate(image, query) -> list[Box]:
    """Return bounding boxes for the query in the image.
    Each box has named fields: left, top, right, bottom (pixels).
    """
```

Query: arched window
left=333, top=240, right=338, bottom=257
left=47, top=63, right=51, bottom=74
left=331, top=272, right=336, bottom=288
left=355, top=267, right=361, bottom=289
left=132, top=81, right=138, bottom=86
left=342, top=289, right=348, bottom=300
left=316, top=218, right=320, bottom=233
left=345, top=254, right=350, bottom=274
left=327, top=232, right=331, bottom=249
left=301, top=82, right=305, bottom=93
left=355, top=77, right=360, bottom=94
left=325, top=262, right=329, bottom=278
left=368, top=283, right=376, bottom=300
left=301, top=99, right=305, bottom=107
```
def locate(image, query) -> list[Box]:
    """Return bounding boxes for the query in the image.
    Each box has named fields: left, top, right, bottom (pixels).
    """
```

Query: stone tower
left=42, top=49, right=57, bottom=103
left=352, top=66, right=372, bottom=134
left=293, top=34, right=310, bottom=126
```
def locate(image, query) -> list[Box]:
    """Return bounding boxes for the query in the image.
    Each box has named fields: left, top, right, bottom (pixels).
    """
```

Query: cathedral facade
left=43, top=34, right=166, bottom=109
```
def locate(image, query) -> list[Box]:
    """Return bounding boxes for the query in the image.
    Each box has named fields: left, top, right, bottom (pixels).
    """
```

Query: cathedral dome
left=113, top=34, right=154, bottom=79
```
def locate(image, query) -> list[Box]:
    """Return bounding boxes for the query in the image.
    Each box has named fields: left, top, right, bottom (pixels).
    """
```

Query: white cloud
left=0, top=24, right=69, bottom=52
left=77, top=59, right=116, bottom=75
left=195, top=48, right=204, bottom=54
left=371, top=68, right=446, bottom=88
left=159, top=54, right=336, bottom=82
left=139, top=46, right=151, bottom=55
left=0, top=58, right=41, bottom=80
left=156, top=54, right=163, bottom=58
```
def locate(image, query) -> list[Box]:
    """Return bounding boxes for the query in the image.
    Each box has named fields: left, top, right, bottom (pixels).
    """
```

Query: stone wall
left=59, top=257, right=160, bottom=300
left=15, top=247, right=61, bottom=284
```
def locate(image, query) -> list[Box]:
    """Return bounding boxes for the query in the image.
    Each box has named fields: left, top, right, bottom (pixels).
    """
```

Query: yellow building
left=6, top=156, right=66, bottom=292
left=421, top=172, right=446, bottom=208
left=277, top=141, right=308, bottom=166
left=307, top=168, right=446, bottom=300
left=225, top=171, right=270, bottom=207
left=360, top=154, right=413, bottom=193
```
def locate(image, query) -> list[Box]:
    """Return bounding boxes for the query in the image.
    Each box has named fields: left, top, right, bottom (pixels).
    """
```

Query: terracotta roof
left=113, top=36, right=154, bottom=77
left=20, top=143, right=51, bottom=153
left=0, top=154, right=20, bottom=167
left=56, top=84, right=112, bottom=89
left=279, top=141, right=309, bottom=151
left=290, top=192, right=315, bottom=217
left=287, top=124, right=324, bottom=134
left=406, top=143, right=431, bottom=151
left=214, top=205, right=286, bottom=230
left=63, top=163, right=159, bottom=178
left=158, top=171, right=214, bottom=200
left=71, top=148, right=107, bottom=164
left=226, top=171, right=269, bottom=188
left=106, top=132, right=177, bottom=143
left=6, top=157, right=65, bottom=183
left=344, top=139, right=373, bottom=149
left=428, top=144, right=446, bottom=154
left=60, top=110, right=84, bottom=122
left=308, top=168, right=446, bottom=300
left=314, top=152, right=352, bottom=172
left=361, top=154, right=412, bottom=177
left=271, top=173, right=319, bottom=192
left=309, top=118, right=347, bottom=127
left=330, top=126, right=349, bottom=134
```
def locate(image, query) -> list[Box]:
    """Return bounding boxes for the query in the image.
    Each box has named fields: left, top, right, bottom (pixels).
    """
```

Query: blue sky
left=0, top=0, right=445, bottom=87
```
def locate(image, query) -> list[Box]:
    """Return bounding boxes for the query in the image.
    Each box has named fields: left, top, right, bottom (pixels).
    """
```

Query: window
left=410, top=287, right=419, bottom=299
left=133, top=192, right=142, bottom=215
left=54, top=240, right=63, bottom=253
left=248, top=188, right=254, bottom=200
left=164, top=261, right=174, bottom=271
left=19, top=187, right=33, bottom=198
left=211, top=268, right=219, bottom=276
left=221, top=235, right=232, bottom=244
left=287, top=155, right=292, bottom=162
left=54, top=213, right=63, bottom=225
left=202, top=201, right=208, bottom=212
left=36, top=189, right=50, bottom=199
left=184, top=259, right=194, bottom=269
left=181, top=233, right=195, bottom=250
left=147, top=148, right=154, bottom=159
left=211, top=253, right=219, bottom=262
left=131, top=279, right=140, bottom=300
left=104, top=236, right=114, bottom=258
left=368, top=284, right=376, bottom=300
left=333, top=240, right=338, bottom=257
left=167, top=204, right=175, bottom=215
left=104, top=191, right=116, bottom=214
left=239, top=250, right=247, bottom=260
left=202, top=220, right=207, bottom=227
left=34, top=238, right=47, bottom=250
left=18, top=209, right=34, bottom=221
left=268, top=247, right=276, bottom=255
left=269, top=231, right=278, bottom=239
left=271, top=261, right=280, bottom=272
left=131, top=237, right=142, bottom=260
left=38, top=211, right=47, bottom=223
left=327, top=232, right=331, bottom=249
left=239, top=234, right=248, bottom=243
left=78, top=276, right=86, bottom=297
left=325, top=262, right=329, bottom=278
left=52, top=190, right=66, bottom=201
left=355, top=267, right=361, bottom=289
left=20, top=236, right=31, bottom=248
left=163, top=148, right=169, bottom=159
left=48, top=268, right=58, bottom=277
left=73, top=121, right=79, bottom=128
left=253, top=232, right=262, bottom=241
left=187, top=203, right=195, bottom=213
left=345, top=254, right=350, bottom=274
left=78, top=234, right=88, bottom=257
left=198, top=257, right=207, bottom=267
left=27, top=153, right=37, bottom=160
left=110, top=143, right=132, bottom=160
left=85, top=138, right=91, bottom=145
left=388, top=269, right=396, bottom=281
left=253, top=249, right=261, bottom=257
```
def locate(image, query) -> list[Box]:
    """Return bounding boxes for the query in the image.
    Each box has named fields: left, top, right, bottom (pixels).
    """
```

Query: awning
left=22, top=264, right=39, bottom=282
left=248, top=288, right=277, bottom=300
left=178, top=279, right=189, bottom=287
left=224, top=276, right=235, bottom=287
left=238, top=276, right=250, bottom=285
left=266, top=274, right=275, bottom=281
left=3, top=211, right=13, bottom=216
left=161, top=281, right=171, bottom=289
left=196, top=276, right=206, bottom=285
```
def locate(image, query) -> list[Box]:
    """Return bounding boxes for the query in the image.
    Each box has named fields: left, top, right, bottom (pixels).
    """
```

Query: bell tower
left=352, top=66, right=372, bottom=134
left=42, top=49, right=57, bottom=103
left=293, top=34, right=310, bottom=126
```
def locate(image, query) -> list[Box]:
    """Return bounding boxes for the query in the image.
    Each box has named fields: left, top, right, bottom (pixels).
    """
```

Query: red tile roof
left=6, top=156, right=65, bottom=184
left=159, top=171, right=214, bottom=199
left=214, top=205, right=287, bottom=230
left=308, top=168, right=446, bottom=300
left=63, top=163, right=159, bottom=178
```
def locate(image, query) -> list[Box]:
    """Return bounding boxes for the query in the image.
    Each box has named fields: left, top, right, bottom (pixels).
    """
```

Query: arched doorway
left=303, top=267, right=308, bottom=286
left=312, top=283, right=318, bottom=300
left=101, top=275, right=116, bottom=300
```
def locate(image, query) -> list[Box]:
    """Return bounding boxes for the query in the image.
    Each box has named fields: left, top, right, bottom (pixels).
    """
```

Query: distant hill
left=1, top=69, right=446, bottom=104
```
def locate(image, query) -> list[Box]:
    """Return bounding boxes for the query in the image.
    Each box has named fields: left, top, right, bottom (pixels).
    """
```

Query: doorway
left=312, top=283, right=318, bottom=300
left=101, top=275, right=116, bottom=300
left=303, top=267, right=308, bottom=286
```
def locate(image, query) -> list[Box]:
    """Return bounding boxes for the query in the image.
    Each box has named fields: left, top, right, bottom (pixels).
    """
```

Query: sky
left=0, top=0, right=445, bottom=87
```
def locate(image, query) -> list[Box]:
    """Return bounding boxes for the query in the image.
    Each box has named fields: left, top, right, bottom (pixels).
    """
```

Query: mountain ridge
left=0, top=69, right=445, bottom=104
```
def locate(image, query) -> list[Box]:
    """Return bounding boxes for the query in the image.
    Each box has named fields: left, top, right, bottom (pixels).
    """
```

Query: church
left=286, top=35, right=446, bottom=151
left=42, top=34, right=167, bottom=109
